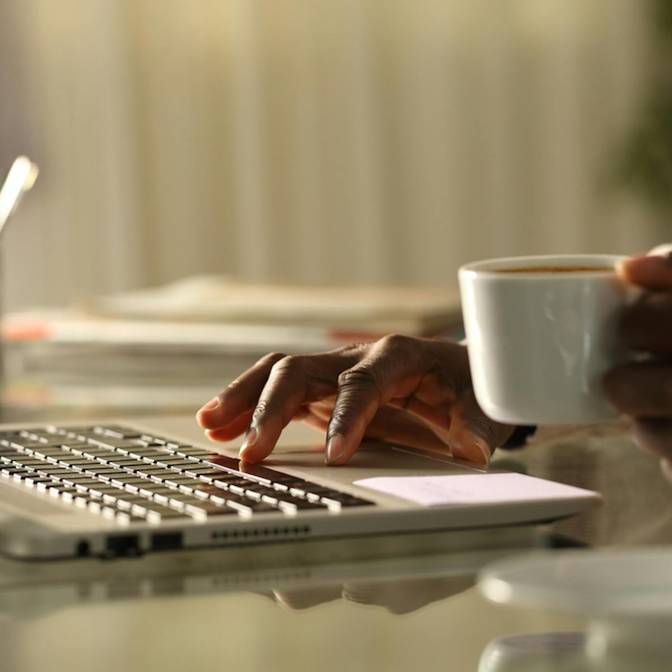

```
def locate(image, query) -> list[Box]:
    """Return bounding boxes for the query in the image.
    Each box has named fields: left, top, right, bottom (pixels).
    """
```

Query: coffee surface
left=495, top=265, right=613, bottom=274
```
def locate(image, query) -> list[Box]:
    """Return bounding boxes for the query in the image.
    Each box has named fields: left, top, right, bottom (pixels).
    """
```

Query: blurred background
left=1, top=0, right=669, bottom=311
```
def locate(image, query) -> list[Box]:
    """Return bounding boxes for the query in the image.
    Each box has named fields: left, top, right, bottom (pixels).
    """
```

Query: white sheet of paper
left=353, top=473, right=598, bottom=507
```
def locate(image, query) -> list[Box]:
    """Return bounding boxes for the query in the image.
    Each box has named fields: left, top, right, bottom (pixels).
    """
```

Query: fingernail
left=454, top=436, right=491, bottom=467
left=239, top=426, right=258, bottom=458
left=473, top=437, right=491, bottom=467
left=201, top=397, right=220, bottom=412
left=326, top=434, right=347, bottom=465
left=615, top=258, right=628, bottom=276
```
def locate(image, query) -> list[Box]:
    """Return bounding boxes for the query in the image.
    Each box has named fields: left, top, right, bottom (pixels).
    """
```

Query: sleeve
left=500, top=424, right=537, bottom=450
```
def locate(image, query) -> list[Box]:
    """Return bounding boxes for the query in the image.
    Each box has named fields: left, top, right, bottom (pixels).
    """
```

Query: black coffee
left=495, top=266, right=613, bottom=274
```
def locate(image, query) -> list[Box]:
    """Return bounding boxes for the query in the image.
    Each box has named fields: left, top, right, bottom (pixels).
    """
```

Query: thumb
left=617, top=246, right=672, bottom=291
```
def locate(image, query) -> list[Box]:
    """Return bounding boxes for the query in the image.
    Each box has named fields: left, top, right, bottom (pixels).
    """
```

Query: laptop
left=0, top=414, right=599, bottom=559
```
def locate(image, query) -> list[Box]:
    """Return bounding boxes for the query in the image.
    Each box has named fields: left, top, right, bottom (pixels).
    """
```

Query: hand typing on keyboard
left=196, top=337, right=515, bottom=467
left=0, top=424, right=373, bottom=528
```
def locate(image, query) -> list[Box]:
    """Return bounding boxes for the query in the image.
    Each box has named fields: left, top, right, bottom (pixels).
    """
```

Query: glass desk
left=0, top=416, right=669, bottom=672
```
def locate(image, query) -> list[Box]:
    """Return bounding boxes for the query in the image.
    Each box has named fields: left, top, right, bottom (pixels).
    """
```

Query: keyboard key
left=89, top=438, right=144, bottom=451
left=167, top=445, right=210, bottom=458
left=339, top=497, right=375, bottom=507
left=146, top=506, right=189, bottom=524
left=102, top=492, right=122, bottom=505
left=93, top=426, right=142, bottom=440
left=276, top=497, right=327, bottom=514
left=182, top=467, right=220, bottom=479
left=116, top=496, right=151, bottom=512
left=164, top=476, right=203, bottom=489
left=185, top=502, right=240, bottom=520
left=224, top=499, right=255, bottom=516
left=130, top=502, right=149, bottom=517
left=23, top=476, right=54, bottom=488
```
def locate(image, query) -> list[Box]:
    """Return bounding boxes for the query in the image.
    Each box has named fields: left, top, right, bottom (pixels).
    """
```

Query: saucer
left=478, top=548, right=672, bottom=616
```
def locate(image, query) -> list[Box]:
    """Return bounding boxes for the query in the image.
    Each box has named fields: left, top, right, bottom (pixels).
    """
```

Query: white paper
left=354, top=473, right=598, bottom=507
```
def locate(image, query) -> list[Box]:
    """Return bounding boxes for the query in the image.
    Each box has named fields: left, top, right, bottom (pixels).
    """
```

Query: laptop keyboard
left=0, top=424, right=373, bottom=526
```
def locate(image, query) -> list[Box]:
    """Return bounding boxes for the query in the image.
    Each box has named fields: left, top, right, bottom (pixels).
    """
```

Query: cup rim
left=458, top=254, right=628, bottom=278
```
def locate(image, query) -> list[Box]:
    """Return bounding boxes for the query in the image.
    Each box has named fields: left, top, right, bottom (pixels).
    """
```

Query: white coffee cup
left=458, top=254, right=631, bottom=425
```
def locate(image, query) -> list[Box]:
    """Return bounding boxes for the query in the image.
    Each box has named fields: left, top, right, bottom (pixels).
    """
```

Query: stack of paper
left=1, top=276, right=463, bottom=412
left=96, top=275, right=462, bottom=338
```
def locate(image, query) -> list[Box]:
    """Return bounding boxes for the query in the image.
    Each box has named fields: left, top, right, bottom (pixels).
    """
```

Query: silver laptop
left=0, top=414, right=599, bottom=559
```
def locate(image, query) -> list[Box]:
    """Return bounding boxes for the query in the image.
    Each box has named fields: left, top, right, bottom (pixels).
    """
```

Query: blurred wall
left=0, top=0, right=663, bottom=310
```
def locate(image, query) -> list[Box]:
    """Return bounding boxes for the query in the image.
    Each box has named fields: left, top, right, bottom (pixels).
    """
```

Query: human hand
left=196, top=335, right=515, bottom=466
left=604, top=247, right=672, bottom=478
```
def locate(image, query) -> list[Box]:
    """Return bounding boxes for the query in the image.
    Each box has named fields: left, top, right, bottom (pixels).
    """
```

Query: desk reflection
left=0, top=529, right=561, bottom=620
left=1, top=424, right=670, bottom=672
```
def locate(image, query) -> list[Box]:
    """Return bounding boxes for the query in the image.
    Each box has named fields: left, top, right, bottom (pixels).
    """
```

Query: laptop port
left=151, top=532, right=183, bottom=552
left=105, top=534, right=141, bottom=557
left=76, top=540, right=90, bottom=558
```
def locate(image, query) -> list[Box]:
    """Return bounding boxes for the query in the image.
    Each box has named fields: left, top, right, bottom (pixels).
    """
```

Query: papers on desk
left=354, top=473, right=599, bottom=507
left=4, top=276, right=462, bottom=353
left=1, top=276, right=462, bottom=412
left=95, top=275, right=462, bottom=338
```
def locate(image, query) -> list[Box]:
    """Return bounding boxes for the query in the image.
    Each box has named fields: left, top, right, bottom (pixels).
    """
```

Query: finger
left=238, top=357, right=312, bottom=463
left=604, top=363, right=672, bottom=417
left=619, top=292, right=672, bottom=354
left=617, top=253, right=672, bottom=291
left=309, top=401, right=452, bottom=452
left=389, top=395, right=453, bottom=429
left=630, top=418, right=672, bottom=461
left=446, top=390, right=515, bottom=466
left=196, top=353, right=285, bottom=430
left=324, top=366, right=382, bottom=465
left=205, top=410, right=254, bottom=442
left=240, top=351, right=359, bottom=463
left=325, top=336, right=429, bottom=465
left=361, top=406, right=451, bottom=452
left=387, top=348, right=468, bottom=429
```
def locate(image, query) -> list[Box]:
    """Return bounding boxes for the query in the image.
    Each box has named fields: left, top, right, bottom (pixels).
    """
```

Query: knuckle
left=252, top=399, right=269, bottom=423
left=271, top=355, right=304, bottom=376
left=256, top=352, right=287, bottom=368
left=335, top=342, right=369, bottom=356
left=226, top=377, right=242, bottom=391
left=337, top=366, right=381, bottom=395
left=330, top=406, right=350, bottom=427
left=328, top=403, right=361, bottom=436
left=379, top=333, right=413, bottom=352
